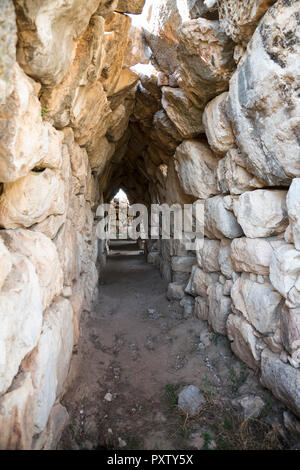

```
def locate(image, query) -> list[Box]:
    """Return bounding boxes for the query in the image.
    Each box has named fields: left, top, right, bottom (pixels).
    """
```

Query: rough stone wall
left=0, top=0, right=299, bottom=449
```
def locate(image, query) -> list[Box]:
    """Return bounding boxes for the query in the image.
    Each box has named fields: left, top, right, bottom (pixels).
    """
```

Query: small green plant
left=165, top=383, right=179, bottom=410
left=229, top=364, right=248, bottom=394
left=41, top=106, right=50, bottom=117
left=223, top=418, right=233, bottom=431
left=202, top=432, right=213, bottom=450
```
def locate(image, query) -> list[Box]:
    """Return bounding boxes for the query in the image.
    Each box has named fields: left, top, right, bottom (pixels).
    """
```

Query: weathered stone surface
left=161, top=87, right=204, bottom=139
left=41, top=16, right=106, bottom=130
left=194, top=296, right=209, bottom=321
left=197, top=239, right=220, bottom=272
left=0, top=64, right=49, bottom=182
left=228, top=0, right=300, bottom=186
left=167, top=282, right=185, bottom=300
left=202, top=92, right=234, bottom=156
left=174, top=140, right=218, bottom=199
left=227, top=314, right=262, bottom=371
left=207, top=283, right=231, bottom=335
left=101, top=12, right=131, bottom=96
left=281, top=305, right=300, bottom=356
left=23, top=297, right=74, bottom=434
left=0, top=229, right=63, bottom=309
left=54, top=220, right=81, bottom=286
left=15, top=0, right=100, bottom=86
left=287, top=179, right=300, bottom=251
left=0, top=169, right=66, bottom=229
left=123, top=25, right=151, bottom=68
left=0, top=0, right=17, bottom=105
left=231, top=237, right=284, bottom=275
left=151, top=110, right=183, bottom=155
left=205, top=195, right=243, bottom=239
left=189, top=0, right=218, bottom=20
left=233, top=190, right=288, bottom=238
left=178, top=385, right=205, bottom=416
left=218, top=239, right=234, bottom=279
left=0, top=372, right=34, bottom=450
left=261, top=349, right=300, bottom=418
left=186, top=266, right=219, bottom=297
left=269, top=244, right=300, bottom=308
left=218, top=0, right=276, bottom=45
left=231, top=278, right=282, bottom=335
left=142, top=0, right=189, bottom=75
left=116, top=0, right=145, bottom=14
left=237, top=395, right=265, bottom=419
left=0, top=254, right=43, bottom=395
left=33, top=403, right=69, bottom=450
left=217, top=148, right=264, bottom=195
left=0, top=238, right=12, bottom=291
left=171, top=256, right=195, bottom=273
left=176, top=18, right=235, bottom=108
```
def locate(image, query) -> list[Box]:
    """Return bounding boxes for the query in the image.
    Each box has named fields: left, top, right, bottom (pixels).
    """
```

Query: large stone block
left=233, top=190, right=288, bottom=238
left=269, top=243, right=300, bottom=308
left=227, top=314, right=262, bottom=371
left=23, top=297, right=74, bottom=434
left=15, top=0, right=100, bottom=86
left=161, top=87, right=204, bottom=139
left=0, top=229, right=63, bottom=309
left=218, top=0, right=276, bottom=45
left=0, top=169, right=66, bottom=229
left=202, top=92, right=234, bottom=156
left=0, top=372, right=34, bottom=450
left=176, top=18, right=235, bottom=108
left=231, top=278, right=282, bottom=335
left=231, top=236, right=284, bottom=275
left=0, top=0, right=17, bottom=105
left=0, top=254, right=43, bottom=395
left=228, top=0, right=300, bottom=186
left=0, top=64, right=48, bottom=182
left=116, top=0, right=145, bottom=14
left=174, top=140, right=219, bottom=199
left=0, top=238, right=12, bottom=291
left=261, top=349, right=300, bottom=418
left=280, top=305, right=300, bottom=357
left=205, top=195, right=243, bottom=239
left=287, top=178, right=300, bottom=251
left=207, top=283, right=231, bottom=335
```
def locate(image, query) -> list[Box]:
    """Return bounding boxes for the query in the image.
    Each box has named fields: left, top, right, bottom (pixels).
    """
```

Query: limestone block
left=23, top=297, right=74, bottom=434
left=161, top=87, right=204, bottom=139
left=15, top=0, right=100, bottom=86
left=287, top=178, right=300, bottom=251
left=269, top=244, right=300, bottom=308
left=167, top=282, right=185, bottom=300
left=207, top=283, right=231, bottom=335
left=217, top=148, right=264, bottom=195
left=0, top=169, right=66, bottom=229
left=185, top=265, right=219, bottom=297
left=194, top=296, right=209, bottom=321
left=0, top=254, right=43, bottom=395
left=280, top=305, right=300, bottom=356
left=218, top=0, right=276, bottom=45
left=228, top=0, right=300, bottom=186
left=218, top=239, right=234, bottom=279
left=233, top=190, right=288, bottom=238
left=0, top=0, right=17, bottom=105
left=54, top=220, right=81, bottom=286
left=261, top=349, right=300, bottom=418
left=0, top=229, right=63, bottom=310
left=0, top=372, right=34, bottom=450
left=205, top=195, right=243, bottom=239
left=116, top=0, right=145, bottom=14
left=231, top=236, right=285, bottom=275
left=0, top=64, right=48, bottom=182
left=32, top=403, right=69, bottom=450
left=227, top=314, right=262, bottom=371
left=189, top=0, right=218, bottom=20
left=40, top=15, right=106, bottom=129
left=202, top=92, right=234, bottom=156
left=151, top=110, right=182, bottom=155
left=231, top=278, right=282, bottom=335
left=174, top=140, right=219, bottom=199
left=197, top=239, right=220, bottom=272
left=176, top=18, right=235, bottom=108
left=0, top=239, right=12, bottom=291
left=171, top=256, right=196, bottom=273
left=123, top=25, right=151, bottom=68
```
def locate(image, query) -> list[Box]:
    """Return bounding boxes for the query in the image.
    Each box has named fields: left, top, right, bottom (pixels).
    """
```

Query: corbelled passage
left=0, top=0, right=299, bottom=450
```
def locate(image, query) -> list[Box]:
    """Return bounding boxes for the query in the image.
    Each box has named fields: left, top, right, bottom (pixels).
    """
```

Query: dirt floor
left=59, top=241, right=297, bottom=450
